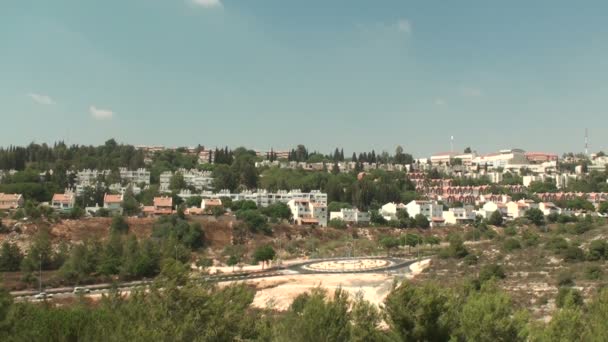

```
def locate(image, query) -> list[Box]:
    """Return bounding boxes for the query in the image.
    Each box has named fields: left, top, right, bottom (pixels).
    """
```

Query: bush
left=587, top=240, right=608, bottom=261
left=545, top=236, right=569, bottom=253
left=503, top=238, right=522, bottom=252
left=503, top=226, right=517, bottom=236
left=557, top=272, right=575, bottom=287
left=563, top=246, right=585, bottom=262
left=463, top=254, right=478, bottom=265
left=555, top=287, right=583, bottom=308
left=488, top=210, right=504, bottom=226
left=585, top=265, right=603, bottom=280
left=447, top=234, right=469, bottom=258
left=328, top=218, right=347, bottom=229
left=521, top=230, right=540, bottom=247
left=570, top=221, right=594, bottom=235
left=478, top=264, right=506, bottom=283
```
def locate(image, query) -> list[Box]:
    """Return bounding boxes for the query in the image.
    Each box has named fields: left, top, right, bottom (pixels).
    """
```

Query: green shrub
left=557, top=272, right=575, bottom=287
left=478, top=264, right=506, bottom=283
left=563, top=246, right=585, bottom=262
left=463, top=254, right=478, bottom=265
left=503, top=238, right=522, bottom=252
left=585, top=265, right=603, bottom=280
left=555, top=287, right=583, bottom=308
left=503, top=226, right=517, bottom=236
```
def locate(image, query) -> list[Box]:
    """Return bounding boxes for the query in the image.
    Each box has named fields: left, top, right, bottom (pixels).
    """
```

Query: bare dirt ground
left=220, top=259, right=430, bottom=311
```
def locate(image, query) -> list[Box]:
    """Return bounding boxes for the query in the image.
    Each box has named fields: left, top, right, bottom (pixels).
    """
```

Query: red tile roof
left=154, top=196, right=173, bottom=208
left=104, top=194, right=123, bottom=204
left=52, top=193, right=74, bottom=203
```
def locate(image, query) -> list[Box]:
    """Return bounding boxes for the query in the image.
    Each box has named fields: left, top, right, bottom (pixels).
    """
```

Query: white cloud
left=90, top=106, right=114, bottom=120
left=434, top=98, right=446, bottom=106
left=28, top=93, right=54, bottom=105
left=397, top=19, right=412, bottom=35
left=460, top=87, right=482, bottom=97
left=191, top=0, right=222, bottom=8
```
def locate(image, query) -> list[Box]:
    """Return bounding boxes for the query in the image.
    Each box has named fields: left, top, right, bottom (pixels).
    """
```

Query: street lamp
left=38, top=252, right=42, bottom=293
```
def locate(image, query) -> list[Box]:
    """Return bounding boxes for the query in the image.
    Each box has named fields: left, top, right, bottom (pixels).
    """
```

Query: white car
left=34, top=292, right=53, bottom=300
left=73, top=287, right=91, bottom=294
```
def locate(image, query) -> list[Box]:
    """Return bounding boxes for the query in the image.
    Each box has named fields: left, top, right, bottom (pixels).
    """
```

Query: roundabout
left=289, top=257, right=417, bottom=274
left=301, top=258, right=391, bottom=272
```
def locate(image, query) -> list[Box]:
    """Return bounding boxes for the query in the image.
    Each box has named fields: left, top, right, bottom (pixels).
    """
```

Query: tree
left=425, top=236, right=440, bottom=250
left=227, top=255, right=239, bottom=272
left=0, top=241, right=23, bottom=271
left=455, top=284, right=527, bottom=341
left=111, top=215, right=129, bottom=234
left=525, top=208, right=545, bottom=226
left=384, top=282, right=452, bottom=341
left=414, top=214, right=430, bottom=229
left=169, top=172, right=187, bottom=191
left=380, top=236, right=400, bottom=256
left=599, top=202, right=608, bottom=214
left=403, top=234, right=420, bottom=253
left=488, top=210, right=504, bottom=226
left=253, top=245, right=276, bottom=269
left=464, top=147, right=472, bottom=153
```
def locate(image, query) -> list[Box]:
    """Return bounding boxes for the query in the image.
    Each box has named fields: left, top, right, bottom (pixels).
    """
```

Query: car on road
left=34, top=292, right=53, bottom=300
left=73, top=287, right=91, bottom=294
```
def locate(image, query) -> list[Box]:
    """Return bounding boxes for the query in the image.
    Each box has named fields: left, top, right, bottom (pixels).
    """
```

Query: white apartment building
left=119, top=168, right=150, bottom=185
left=539, top=202, right=560, bottom=216
left=443, top=206, right=476, bottom=225
left=404, top=200, right=444, bottom=220
left=287, top=199, right=328, bottom=227
left=159, top=169, right=214, bottom=193
left=380, top=202, right=407, bottom=221
left=487, top=172, right=503, bottom=184
left=103, top=193, right=123, bottom=215
left=472, top=149, right=528, bottom=168
left=200, top=189, right=327, bottom=208
left=480, top=201, right=508, bottom=218
left=329, top=209, right=370, bottom=225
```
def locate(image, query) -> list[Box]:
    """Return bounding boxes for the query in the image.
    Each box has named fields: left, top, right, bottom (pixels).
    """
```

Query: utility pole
left=39, top=252, right=42, bottom=293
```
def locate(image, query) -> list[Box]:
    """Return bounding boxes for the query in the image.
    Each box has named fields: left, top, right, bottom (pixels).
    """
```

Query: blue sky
left=1, top=0, right=607, bottom=156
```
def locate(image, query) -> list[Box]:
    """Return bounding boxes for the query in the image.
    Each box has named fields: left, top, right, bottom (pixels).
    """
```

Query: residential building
left=51, top=192, right=75, bottom=212
left=143, top=196, right=173, bottom=216
left=506, top=201, right=529, bottom=219
left=0, top=193, right=24, bottom=210
left=539, top=202, right=560, bottom=216
left=159, top=169, right=214, bottom=193
left=287, top=199, right=327, bottom=227
left=442, top=206, right=476, bottom=225
left=329, top=208, right=370, bottom=225
left=480, top=201, right=508, bottom=218
left=119, top=168, right=151, bottom=185
left=380, top=202, right=406, bottom=221
left=201, top=198, right=223, bottom=212
left=103, top=194, right=123, bottom=215
left=200, top=189, right=327, bottom=208
left=404, top=200, right=443, bottom=221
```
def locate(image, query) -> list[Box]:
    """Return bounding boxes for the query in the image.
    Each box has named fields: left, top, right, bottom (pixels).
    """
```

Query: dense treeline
left=0, top=139, right=144, bottom=171
left=0, top=214, right=205, bottom=286
left=2, top=270, right=608, bottom=341
left=258, top=168, right=417, bottom=210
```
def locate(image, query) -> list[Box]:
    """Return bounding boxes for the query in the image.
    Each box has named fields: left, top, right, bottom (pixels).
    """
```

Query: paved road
left=12, top=256, right=425, bottom=300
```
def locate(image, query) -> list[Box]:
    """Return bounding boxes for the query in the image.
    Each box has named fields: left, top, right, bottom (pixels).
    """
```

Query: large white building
left=329, top=209, right=370, bottom=225
left=404, top=200, right=444, bottom=220
left=160, top=169, right=213, bottom=193
left=380, top=202, right=407, bottom=221
left=443, top=207, right=476, bottom=225
left=287, top=199, right=328, bottom=227
left=119, top=168, right=150, bottom=186
left=472, top=149, right=528, bottom=168
left=200, top=189, right=327, bottom=208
